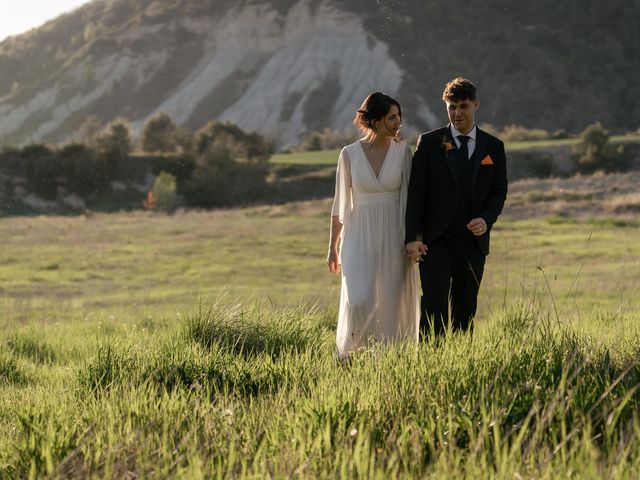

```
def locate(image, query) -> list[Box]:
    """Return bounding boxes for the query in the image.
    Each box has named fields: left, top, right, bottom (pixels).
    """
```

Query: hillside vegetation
left=0, top=0, right=638, bottom=147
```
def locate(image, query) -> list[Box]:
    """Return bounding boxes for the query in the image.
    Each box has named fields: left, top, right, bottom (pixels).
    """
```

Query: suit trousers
left=418, top=230, right=485, bottom=338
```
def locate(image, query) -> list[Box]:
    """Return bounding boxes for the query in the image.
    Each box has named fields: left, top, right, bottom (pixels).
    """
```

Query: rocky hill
left=1, top=0, right=638, bottom=148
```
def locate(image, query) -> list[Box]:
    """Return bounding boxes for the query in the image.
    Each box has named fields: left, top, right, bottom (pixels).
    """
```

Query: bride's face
left=374, top=105, right=402, bottom=137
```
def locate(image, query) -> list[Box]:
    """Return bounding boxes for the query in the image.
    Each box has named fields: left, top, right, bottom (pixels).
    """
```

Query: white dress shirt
left=450, top=124, right=477, bottom=159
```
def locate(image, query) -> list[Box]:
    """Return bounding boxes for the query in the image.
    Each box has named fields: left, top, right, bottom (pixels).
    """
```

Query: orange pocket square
left=481, top=155, right=494, bottom=165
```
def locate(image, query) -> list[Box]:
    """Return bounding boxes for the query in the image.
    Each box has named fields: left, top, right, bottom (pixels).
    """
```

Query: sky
left=0, top=0, right=91, bottom=42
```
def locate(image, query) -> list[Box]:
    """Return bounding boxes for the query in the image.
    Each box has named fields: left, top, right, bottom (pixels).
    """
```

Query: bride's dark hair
left=353, top=92, right=402, bottom=139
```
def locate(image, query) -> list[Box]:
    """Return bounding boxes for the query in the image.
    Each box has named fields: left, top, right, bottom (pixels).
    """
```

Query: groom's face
left=446, top=98, right=479, bottom=134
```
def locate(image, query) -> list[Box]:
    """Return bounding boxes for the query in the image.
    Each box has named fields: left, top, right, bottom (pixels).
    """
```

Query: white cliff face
left=215, top=1, right=405, bottom=146
left=0, top=0, right=438, bottom=147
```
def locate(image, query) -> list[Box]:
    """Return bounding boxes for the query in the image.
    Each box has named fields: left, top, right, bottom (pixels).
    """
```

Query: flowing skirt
left=336, top=192, right=419, bottom=358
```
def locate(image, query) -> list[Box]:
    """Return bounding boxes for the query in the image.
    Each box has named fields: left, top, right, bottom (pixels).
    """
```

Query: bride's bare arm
left=327, top=215, right=343, bottom=274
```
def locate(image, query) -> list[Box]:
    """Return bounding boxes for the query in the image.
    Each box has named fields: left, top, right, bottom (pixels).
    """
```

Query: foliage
left=481, top=123, right=552, bottom=142
left=508, top=151, right=557, bottom=180
left=91, top=119, right=134, bottom=179
left=148, top=152, right=196, bottom=182
left=185, top=145, right=271, bottom=207
left=296, top=127, right=359, bottom=152
left=0, top=0, right=639, bottom=147
left=141, top=111, right=180, bottom=153
left=0, top=116, right=276, bottom=212
left=20, top=143, right=60, bottom=199
left=59, top=142, right=104, bottom=196
left=343, top=0, right=640, bottom=134
left=150, top=171, right=177, bottom=211
left=195, top=121, right=273, bottom=163
left=573, top=122, right=629, bottom=173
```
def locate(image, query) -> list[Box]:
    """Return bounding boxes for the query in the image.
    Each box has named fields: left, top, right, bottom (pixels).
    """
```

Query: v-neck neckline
left=358, top=140, right=393, bottom=181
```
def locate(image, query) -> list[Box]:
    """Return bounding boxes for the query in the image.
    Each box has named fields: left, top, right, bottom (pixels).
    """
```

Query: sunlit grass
left=270, top=135, right=640, bottom=165
left=1, top=298, right=640, bottom=477
left=0, top=205, right=639, bottom=477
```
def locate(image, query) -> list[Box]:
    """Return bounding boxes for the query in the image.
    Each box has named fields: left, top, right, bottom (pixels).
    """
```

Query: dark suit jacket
left=405, top=125, right=508, bottom=256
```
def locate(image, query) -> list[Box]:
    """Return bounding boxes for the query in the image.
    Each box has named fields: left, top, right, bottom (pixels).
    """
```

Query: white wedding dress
left=332, top=139, right=420, bottom=358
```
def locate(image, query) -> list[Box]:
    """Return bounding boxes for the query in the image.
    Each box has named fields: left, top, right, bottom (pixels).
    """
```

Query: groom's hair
left=442, top=77, right=477, bottom=102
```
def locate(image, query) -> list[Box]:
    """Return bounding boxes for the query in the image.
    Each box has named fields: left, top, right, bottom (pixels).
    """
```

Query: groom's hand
left=467, top=217, right=487, bottom=236
left=405, top=241, right=427, bottom=262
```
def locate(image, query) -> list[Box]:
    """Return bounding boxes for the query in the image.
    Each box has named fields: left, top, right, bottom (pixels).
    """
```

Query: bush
left=149, top=152, right=196, bottom=182
left=59, top=142, right=104, bottom=196
left=195, top=121, right=272, bottom=163
left=141, top=111, right=179, bottom=153
left=184, top=146, right=270, bottom=207
left=91, top=119, right=133, bottom=179
left=0, top=145, right=22, bottom=176
left=150, top=171, right=177, bottom=211
left=296, top=127, right=358, bottom=151
left=573, top=122, right=629, bottom=173
left=21, top=143, right=60, bottom=199
left=480, top=123, right=551, bottom=142
left=508, top=151, right=557, bottom=180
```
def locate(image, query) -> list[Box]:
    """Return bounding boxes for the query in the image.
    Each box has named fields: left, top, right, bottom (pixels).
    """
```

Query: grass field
left=1, top=198, right=640, bottom=477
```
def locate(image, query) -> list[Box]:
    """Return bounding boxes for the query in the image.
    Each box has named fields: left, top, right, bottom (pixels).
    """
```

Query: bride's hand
left=327, top=247, right=340, bottom=274
left=405, top=241, right=427, bottom=257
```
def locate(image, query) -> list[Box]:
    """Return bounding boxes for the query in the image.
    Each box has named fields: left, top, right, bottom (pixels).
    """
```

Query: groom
left=405, top=77, right=508, bottom=338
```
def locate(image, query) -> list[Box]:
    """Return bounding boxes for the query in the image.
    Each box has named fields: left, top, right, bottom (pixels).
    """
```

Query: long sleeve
left=405, top=134, right=429, bottom=244
left=331, top=147, right=352, bottom=225
left=399, top=142, right=413, bottom=236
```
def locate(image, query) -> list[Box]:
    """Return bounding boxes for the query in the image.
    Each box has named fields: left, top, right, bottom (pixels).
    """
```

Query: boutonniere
left=441, top=136, right=455, bottom=151
left=441, top=135, right=455, bottom=158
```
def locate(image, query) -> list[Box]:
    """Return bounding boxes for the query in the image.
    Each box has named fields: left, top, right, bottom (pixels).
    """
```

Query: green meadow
left=1, top=200, right=640, bottom=477
left=270, top=134, right=640, bottom=165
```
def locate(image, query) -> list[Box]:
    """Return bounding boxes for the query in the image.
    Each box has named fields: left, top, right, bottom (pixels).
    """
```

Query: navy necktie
left=458, top=135, right=470, bottom=160
left=458, top=135, right=472, bottom=210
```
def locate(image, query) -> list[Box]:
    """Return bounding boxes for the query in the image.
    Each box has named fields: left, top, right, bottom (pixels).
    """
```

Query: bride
left=327, top=92, right=420, bottom=359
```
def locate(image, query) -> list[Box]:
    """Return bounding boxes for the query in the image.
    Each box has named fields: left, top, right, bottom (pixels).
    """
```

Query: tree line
left=0, top=112, right=274, bottom=213
left=0, top=113, right=635, bottom=215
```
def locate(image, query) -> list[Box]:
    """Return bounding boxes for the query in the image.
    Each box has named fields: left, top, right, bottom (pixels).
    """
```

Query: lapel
left=471, top=127, right=488, bottom=183
left=443, top=126, right=460, bottom=185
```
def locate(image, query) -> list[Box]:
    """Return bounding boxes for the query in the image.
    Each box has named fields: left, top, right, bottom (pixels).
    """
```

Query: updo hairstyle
left=353, top=92, right=402, bottom=138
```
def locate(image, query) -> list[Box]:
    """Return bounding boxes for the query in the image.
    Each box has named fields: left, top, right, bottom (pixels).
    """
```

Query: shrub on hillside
left=150, top=171, right=177, bottom=212
left=508, top=151, right=557, bottom=180
left=195, top=121, right=272, bottom=163
left=173, top=126, right=196, bottom=154
left=184, top=146, right=270, bottom=207
left=0, top=145, right=22, bottom=176
left=59, top=142, right=105, bottom=196
left=21, top=143, right=60, bottom=200
left=573, top=122, right=629, bottom=173
left=141, top=111, right=180, bottom=153
left=149, top=152, right=196, bottom=182
left=91, top=119, right=133, bottom=179
left=480, top=123, right=551, bottom=142
left=296, top=127, right=358, bottom=151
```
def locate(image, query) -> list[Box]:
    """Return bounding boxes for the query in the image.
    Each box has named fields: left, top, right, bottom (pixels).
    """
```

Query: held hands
left=467, top=217, right=488, bottom=236
left=405, top=241, right=427, bottom=263
left=327, top=247, right=340, bottom=274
